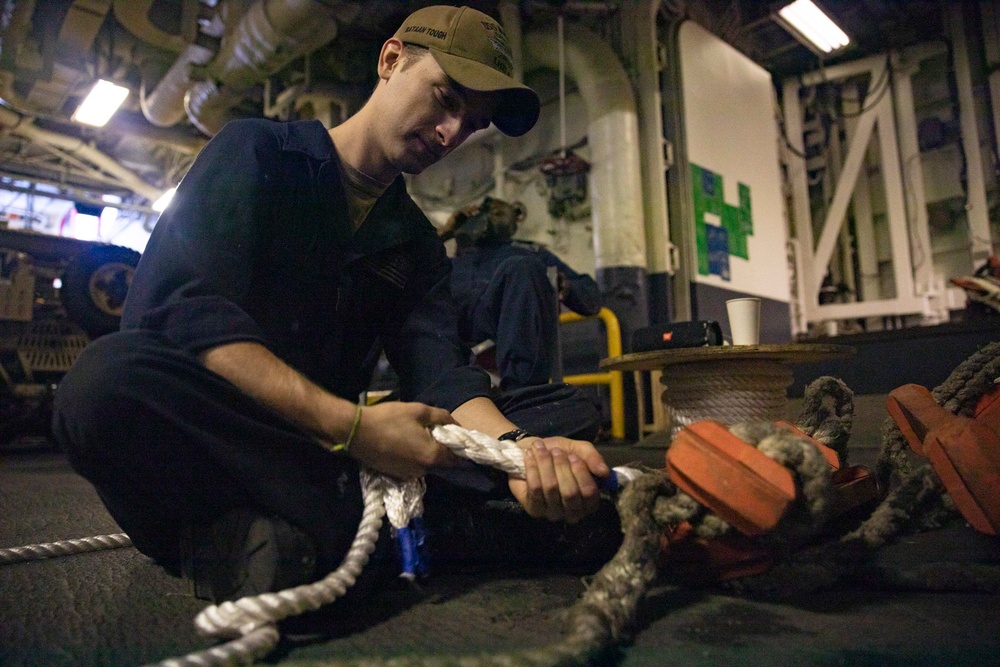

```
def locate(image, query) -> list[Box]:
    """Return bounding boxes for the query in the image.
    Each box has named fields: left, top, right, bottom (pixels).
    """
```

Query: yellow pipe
left=559, top=307, right=625, bottom=439
left=562, top=373, right=613, bottom=385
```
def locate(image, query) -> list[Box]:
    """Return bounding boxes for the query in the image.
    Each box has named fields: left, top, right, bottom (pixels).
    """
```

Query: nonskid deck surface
left=1, top=425, right=998, bottom=667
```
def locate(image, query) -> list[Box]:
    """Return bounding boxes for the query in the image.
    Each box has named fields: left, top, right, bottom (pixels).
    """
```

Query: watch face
left=499, top=428, right=529, bottom=442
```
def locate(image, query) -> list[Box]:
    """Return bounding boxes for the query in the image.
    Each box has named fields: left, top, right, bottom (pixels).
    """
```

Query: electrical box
left=0, top=250, right=35, bottom=322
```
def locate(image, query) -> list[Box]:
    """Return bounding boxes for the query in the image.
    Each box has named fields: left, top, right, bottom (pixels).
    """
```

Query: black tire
left=61, top=244, right=141, bottom=339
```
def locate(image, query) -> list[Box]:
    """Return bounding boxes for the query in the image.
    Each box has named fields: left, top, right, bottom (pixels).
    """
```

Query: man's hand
left=348, top=401, right=462, bottom=479
left=508, top=436, right=611, bottom=524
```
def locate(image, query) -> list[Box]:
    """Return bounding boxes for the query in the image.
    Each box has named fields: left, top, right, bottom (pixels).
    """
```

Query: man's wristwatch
left=497, top=428, right=532, bottom=442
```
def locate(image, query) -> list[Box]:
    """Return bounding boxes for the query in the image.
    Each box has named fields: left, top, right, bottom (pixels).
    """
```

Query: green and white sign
left=679, top=21, right=790, bottom=303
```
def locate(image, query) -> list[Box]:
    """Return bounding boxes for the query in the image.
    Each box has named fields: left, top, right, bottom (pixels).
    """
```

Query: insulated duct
left=0, top=0, right=37, bottom=112
left=184, top=0, right=346, bottom=135
left=524, top=23, right=648, bottom=272
left=140, top=43, right=215, bottom=127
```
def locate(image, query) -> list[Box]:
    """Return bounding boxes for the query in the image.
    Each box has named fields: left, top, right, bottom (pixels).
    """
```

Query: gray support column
left=946, top=3, right=994, bottom=263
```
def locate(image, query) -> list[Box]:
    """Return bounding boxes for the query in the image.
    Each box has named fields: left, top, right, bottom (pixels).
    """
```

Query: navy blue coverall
left=450, top=241, right=602, bottom=390
left=51, top=119, right=608, bottom=582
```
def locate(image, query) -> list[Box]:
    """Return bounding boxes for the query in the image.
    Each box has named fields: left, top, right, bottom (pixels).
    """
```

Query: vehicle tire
left=61, top=244, right=141, bottom=339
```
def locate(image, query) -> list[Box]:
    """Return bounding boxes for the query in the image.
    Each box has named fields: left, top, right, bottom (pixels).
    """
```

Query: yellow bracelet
left=327, top=403, right=363, bottom=453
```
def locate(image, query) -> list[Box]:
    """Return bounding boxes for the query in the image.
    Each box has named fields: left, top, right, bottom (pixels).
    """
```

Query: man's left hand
left=508, top=436, right=611, bottom=524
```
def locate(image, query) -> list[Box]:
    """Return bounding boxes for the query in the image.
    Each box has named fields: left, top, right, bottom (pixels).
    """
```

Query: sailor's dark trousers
left=52, top=329, right=610, bottom=579
left=452, top=254, right=559, bottom=391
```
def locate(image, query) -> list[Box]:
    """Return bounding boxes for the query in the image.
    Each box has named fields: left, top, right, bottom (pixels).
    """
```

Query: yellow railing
left=558, top=307, right=625, bottom=439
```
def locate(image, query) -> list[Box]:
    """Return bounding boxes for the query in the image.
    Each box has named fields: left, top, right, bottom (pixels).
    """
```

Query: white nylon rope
left=164, top=470, right=389, bottom=667
left=164, top=427, right=640, bottom=666
left=0, top=532, right=132, bottom=564
left=662, top=359, right=794, bottom=439
left=1, top=425, right=642, bottom=667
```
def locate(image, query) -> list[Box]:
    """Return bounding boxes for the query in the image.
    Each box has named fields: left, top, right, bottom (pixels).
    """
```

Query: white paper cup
left=726, top=297, right=761, bottom=346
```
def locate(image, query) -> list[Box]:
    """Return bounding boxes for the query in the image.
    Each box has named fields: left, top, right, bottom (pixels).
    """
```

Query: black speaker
left=631, top=321, right=723, bottom=352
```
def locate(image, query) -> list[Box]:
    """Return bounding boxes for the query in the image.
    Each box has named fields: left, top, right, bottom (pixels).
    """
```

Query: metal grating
left=16, top=319, right=89, bottom=373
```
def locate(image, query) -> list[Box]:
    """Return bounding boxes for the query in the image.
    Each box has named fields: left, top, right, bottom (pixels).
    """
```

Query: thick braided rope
left=431, top=424, right=527, bottom=474
left=794, top=376, right=855, bottom=462
left=728, top=348, right=1000, bottom=598
left=152, top=471, right=389, bottom=667
left=154, top=426, right=643, bottom=667
left=663, top=359, right=793, bottom=438
left=650, top=421, right=838, bottom=546
left=382, top=477, right=426, bottom=530
left=0, top=532, right=133, bottom=565
left=278, top=474, right=673, bottom=667
left=432, top=424, right=646, bottom=487
left=875, top=341, right=1000, bottom=489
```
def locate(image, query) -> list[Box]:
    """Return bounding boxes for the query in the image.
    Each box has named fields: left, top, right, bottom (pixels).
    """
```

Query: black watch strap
left=497, top=428, right=531, bottom=442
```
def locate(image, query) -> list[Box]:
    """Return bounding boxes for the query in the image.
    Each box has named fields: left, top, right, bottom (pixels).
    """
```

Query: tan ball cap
left=394, top=5, right=541, bottom=137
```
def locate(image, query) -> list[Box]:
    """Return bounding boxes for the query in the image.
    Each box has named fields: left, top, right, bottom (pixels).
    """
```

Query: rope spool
left=662, top=359, right=793, bottom=438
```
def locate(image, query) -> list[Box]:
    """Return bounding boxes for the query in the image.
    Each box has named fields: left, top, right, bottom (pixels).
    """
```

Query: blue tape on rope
left=396, top=518, right=430, bottom=579
left=397, top=526, right=417, bottom=577
left=596, top=470, right=620, bottom=492
left=411, top=516, right=429, bottom=577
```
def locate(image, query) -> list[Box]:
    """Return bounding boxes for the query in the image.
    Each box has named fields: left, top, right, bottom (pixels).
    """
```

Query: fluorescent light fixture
left=152, top=187, right=177, bottom=212
left=776, top=0, right=850, bottom=55
left=72, top=79, right=129, bottom=127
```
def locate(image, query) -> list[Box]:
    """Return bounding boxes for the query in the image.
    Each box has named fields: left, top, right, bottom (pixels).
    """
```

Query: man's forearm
left=451, top=396, right=518, bottom=438
left=198, top=341, right=357, bottom=444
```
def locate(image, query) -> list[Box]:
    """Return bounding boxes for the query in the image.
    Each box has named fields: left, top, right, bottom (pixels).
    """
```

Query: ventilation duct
left=141, top=43, right=216, bottom=127
left=184, top=0, right=350, bottom=135
left=524, top=23, right=647, bottom=272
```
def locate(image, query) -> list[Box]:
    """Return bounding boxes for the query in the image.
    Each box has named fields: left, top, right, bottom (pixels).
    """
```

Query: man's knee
left=490, top=255, right=557, bottom=320
left=52, top=331, right=177, bottom=454
left=494, top=255, right=549, bottom=289
left=55, top=334, right=131, bottom=423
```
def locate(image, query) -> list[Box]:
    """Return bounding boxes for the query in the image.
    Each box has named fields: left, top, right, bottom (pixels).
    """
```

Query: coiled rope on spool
left=662, top=359, right=793, bottom=438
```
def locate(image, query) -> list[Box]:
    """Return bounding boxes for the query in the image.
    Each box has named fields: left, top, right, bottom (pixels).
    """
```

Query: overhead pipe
left=134, top=0, right=240, bottom=128
left=524, top=23, right=648, bottom=273
left=140, top=43, right=215, bottom=127
left=184, top=0, right=348, bottom=135
left=635, top=3, right=671, bottom=266
left=524, top=20, right=650, bottom=373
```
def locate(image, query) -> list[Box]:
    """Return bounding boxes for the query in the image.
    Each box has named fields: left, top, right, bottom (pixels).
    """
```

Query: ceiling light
left=152, top=187, right=177, bottom=212
left=72, top=79, right=130, bottom=127
left=775, top=0, right=850, bottom=55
